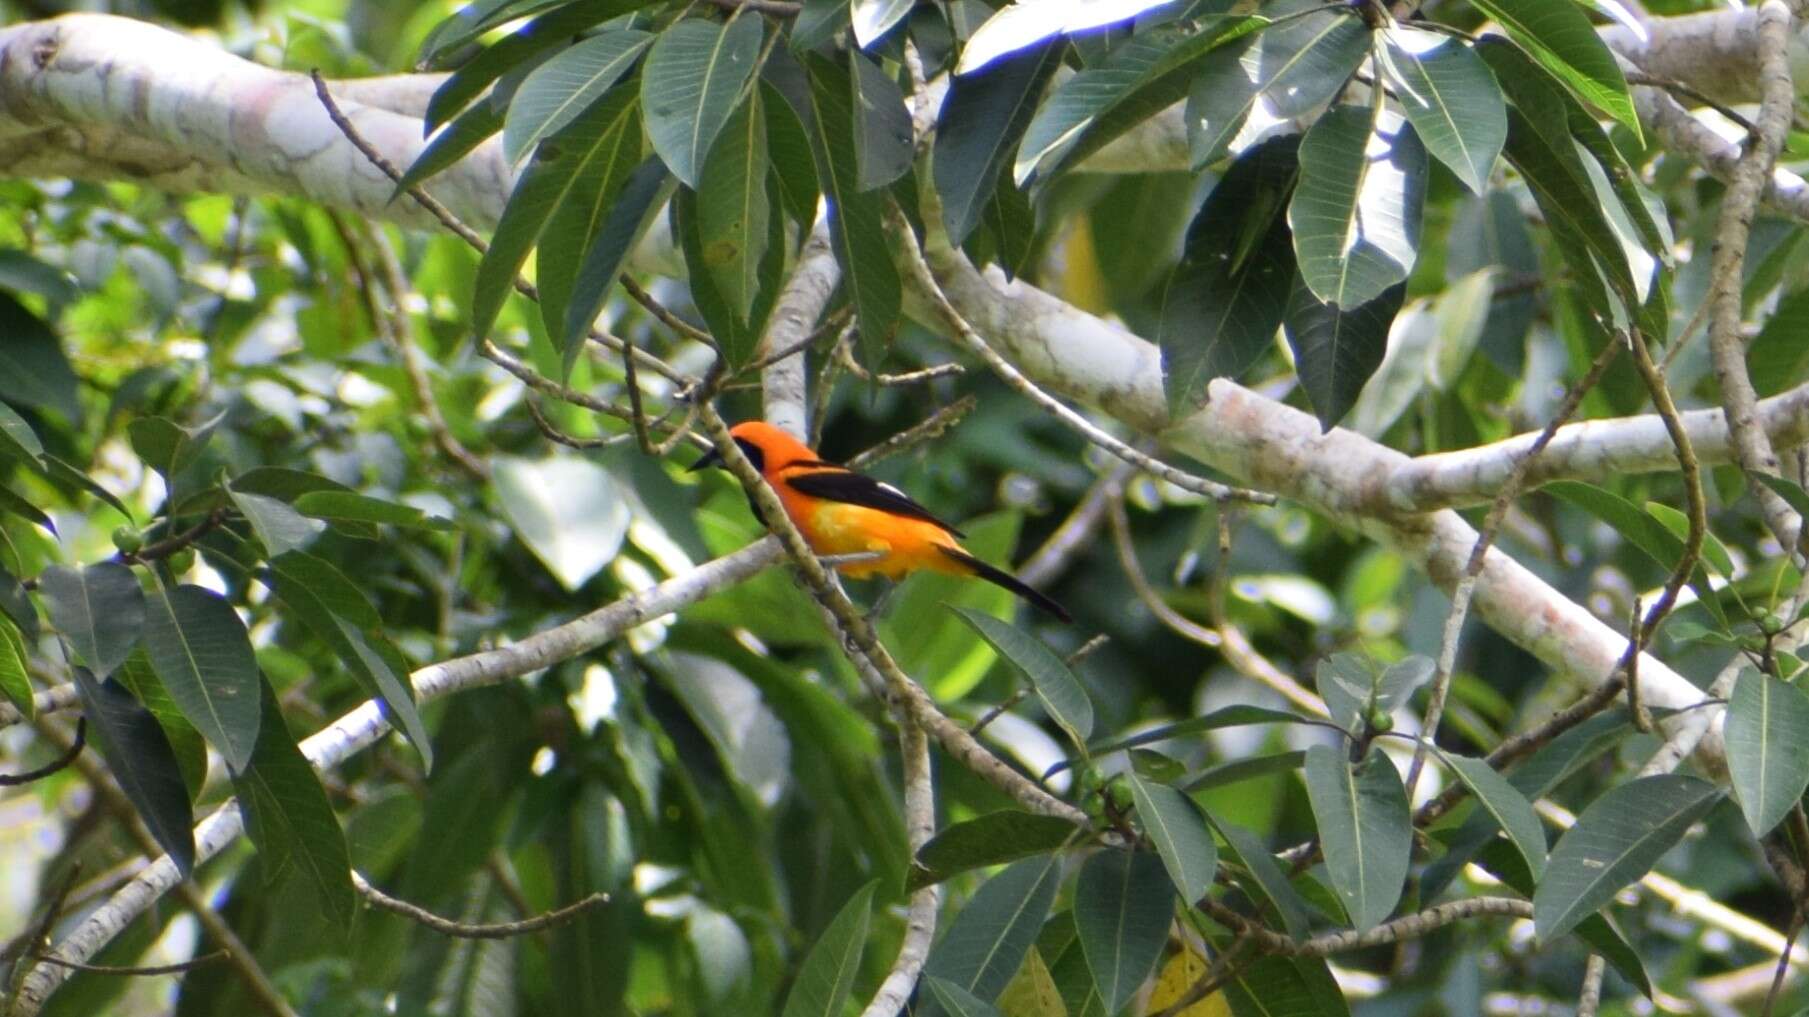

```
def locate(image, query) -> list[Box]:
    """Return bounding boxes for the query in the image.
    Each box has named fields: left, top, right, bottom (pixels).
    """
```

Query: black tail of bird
left=939, top=547, right=1072, bottom=624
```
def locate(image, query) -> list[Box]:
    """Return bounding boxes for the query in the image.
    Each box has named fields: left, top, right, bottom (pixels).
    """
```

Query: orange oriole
left=691, top=421, right=1071, bottom=623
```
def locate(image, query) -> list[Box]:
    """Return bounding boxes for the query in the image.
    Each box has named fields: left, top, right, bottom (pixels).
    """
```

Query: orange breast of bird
left=771, top=466, right=966, bottom=581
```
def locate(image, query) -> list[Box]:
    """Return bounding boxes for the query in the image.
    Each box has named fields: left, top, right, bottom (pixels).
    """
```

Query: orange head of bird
left=689, top=421, right=820, bottom=475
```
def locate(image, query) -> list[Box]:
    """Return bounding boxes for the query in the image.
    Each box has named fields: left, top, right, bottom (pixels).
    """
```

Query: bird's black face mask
left=687, top=437, right=765, bottom=474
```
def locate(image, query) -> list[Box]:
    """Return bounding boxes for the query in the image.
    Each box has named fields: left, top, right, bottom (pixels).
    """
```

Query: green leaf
left=1379, top=28, right=1505, bottom=194
left=1126, top=774, right=1217, bottom=903
left=1284, top=276, right=1405, bottom=432
left=799, top=51, right=900, bottom=364
left=0, top=484, right=53, bottom=534
left=1546, top=480, right=1726, bottom=628
left=472, top=81, right=648, bottom=344
left=1052, top=704, right=1309, bottom=778
left=141, top=583, right=261, bottom=774
left=395, top=97, right=503, bottom=196
left=40, top=454, right=134, bottom=522
left=291, top=490, right=455, bottom=531
left=0, top=293, right=80, bottom=423
left=263, top=551, right=433, bottom=770
left=416, top=0, right=569, bottom=69
left=922, top=855, right=1061, bottom=1016
left=39, top=562, right=145, bottom=677
left=780, top=880, right=877, bottom=1017
left=1726, top=668, right=1809, bottom=836
left=0, top=248, right=79, bottom=306
left=1185, top=7, right=1369, bottom=170
left=1757, top=473, right=1809, bottom=521
left=537, top=81, right=646, bottom=352
left=997, top=946, right=1066, bottom=1017
left=1290, top=105, right=1426, bottom=308
left=72, top=666, right=196, bottom=875
left=1533, top=774, right=1723, bottom=940
left=762, top=79, right=819, bottom=226
left=126, top=413, right=222, bottom=482
left=0, top=565, right=37, bottom=642
left=1644, top=501, right=1735, bottom=579
left=934, top=42, right=1062, bottom=245
left=1074, top=849, right=1174, bottom=1014
left=1467, top=0, right=1640, bottom=139
left=232, top=679, right=356, bottom=929
left=561, top=156, right=675, bottom=371
left=1185, top=750, right=1308, bottom=792
left=1158, top=135, right=1298, bottom=414
left=926, top=978, right=1004, bottom=1017
left=1302, top=743, right=1411, bottom=932
left=503, top=30, right=652, bottom=164
left=1440, top=752, right=1547, bottom=880
left=695, top=88, right=772, bottom=321
left=0, top=400, right=43, bottom=462
left=1314, top=652, right=1431, bottom=735
left=951, top=607, right=1094, bottom=744
left=851, top=0, right=913, bottom=48
left=909, top=809, right=1077, bottom=891
left=642, top=15, right=765, bottom=188
left=1207, top=818, right=1312, bottom=938
left=1222, top=954, right=1351, bottom=1017
left=1748, top=288, right=1809, bottom=397
left=850, top=50, right=912, bottom=191
left=422, top=2, right=616, bottom=132
left=1014, top=17, right=1266, bottom=188
left=229, top=489, right=325, bottom=557
left=673, top=177, right=787, bottom=366
left=0, top=614, right=32, bottom=719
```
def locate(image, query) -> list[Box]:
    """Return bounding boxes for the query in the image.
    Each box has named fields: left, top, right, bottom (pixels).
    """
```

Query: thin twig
left=1018, top=458, right=1137, bottom=588
left=0, top=718, right=84, bottom=786
left=836, top=336, right=965, bottom=386
left=845, top=396, right=977, bottom=470
left=29, top=951, right=225, bottom=977
left=352, top=872, right=607, bottom=939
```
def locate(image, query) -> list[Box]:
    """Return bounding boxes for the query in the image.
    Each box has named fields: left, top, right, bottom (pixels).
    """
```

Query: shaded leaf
left=850, top=50, right=913, bottom=191
left=292, top=490, right=455, bottom=530
left=910, top=810, right=1077, bottom=891
left=1126, top=774, right=1217, bottom=903
left=1726, top=668, right=1809, bottom=836
left=142, top=583, right=261, bottom=774
left=537, top=81, right=647, bottom=348
left=952, top=607, right=1093, bottom=744
left=935, top=42, right=1062, bottom=245
left=72, top=666, right=195, bottom=875
left=1052, top=704, right=1309, bottom=777
left=1074, top=850, right=1174, bottom=1014
left=1302, top=743, right=1411, bottom=931
left=928, top=978, right=1005, bottom=1017
left=561, top=156, right=675, bottom=372
left=781, top=880, right=876, bottom=1017
left=643, top=15, right=765, bottom=188
left=1207, top=818, right=1312, bottom=938
left=922, top=855, right=1062, bottom=1015
left=0, top=293, right=80, bottom=423
left=39, top=562, right=145, bottom=677
left=1284, top=277, right=1405, bottom=431
left=1440, top=752, right=1546, bottom=880
left=1221, top=954, right=1350, bottom=1017
left=695, top=89, right=772, bottom=321
left=0, top=400, right=43, bottom=462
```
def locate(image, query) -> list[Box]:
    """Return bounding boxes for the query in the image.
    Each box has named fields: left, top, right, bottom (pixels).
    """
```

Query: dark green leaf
left=229, top=489, right=325, bottom=557
left=1185, top=750, right=1307, bottom=792
left=800, top=51, right=900, bottom=364
left=1303, top=743, right=1411, bottom=931
left=850, top=50, right=912, bottom=191
left=39, top=562, right=145, bottom=676
left=0, top=400, right=43, bottom=462
left=780, top=880, right=876, bottom=1017
left=1380, top=28, right=1505, bottom=194
left=951, top=607, right=1093, bottom=744
left=423, top=2, right=617, bottom=132
left=1440, top=752, right=1547, bottom=880
left=0, top=485, right=53, bottom=534
left=674, top=178, right=786, bottom=367
left=503, top=30, right=652, bottom=164
left=1126, top=774, right=1217, bottom=903
left=1534, top=774, right=1723, bottom=939
left=1158, top=135, right=1298, bottom=414
left=1186, top=8, right=1369, bottom=169
left=232, top=679, right=356, bottom=929
left=696, top=88, right=772, bottom=321
left=1291, top=105, right=1426, bottom=308
left=416, top=0, right=570, bottom=69
left=1074, top=850, right=1174, bottom=1013
left=126, top=413, right=222, bottom=481
left=1315, top=652, right=1431, bottom=734
left=0, top=564, right=38, bottom=642
left=762, top=80, right=819, bottom=226
left=395, top=98, right=503, bottom=196
left=1467, top=0, right=1640, bottom=138
left=642, top=15, right=765, bottom=188
left=40, top=454, right=134, bottom=522
left=537, top=81, right=646, bottom=349
left=561, top=156, right=675, bottom=372
left=1284, top=277, right=1405, bottom=431
left=1051, top=704, right=1310, bottom=777
left=1749, top=288, right=1809, bottom=397
left=0, top=614, right=32, bottom=719
left=934, top=42, right=1061, bottom=245
left=1222, top=954, right=1351, bottom=1017
left=0, top=293, right=80, bottom=423
left=925, top=978, right=1003, bottom=1017
left=1208, top=818, right=1312, bottom=938
left=0, top=248, right=79, bottom=306
left=1726, top=668, right=1809, bottom=836
left=1757, top=473, right=1809, bottom=521
left=909, top=809, right=1077, bottom=890
left=291, top=491, right=455, bottom=530
left=72, top=666, right=196, bottom=875
left=141, top=583, right=261, bottom=774
left=793, top=0, right=851, bottom=52
left=921, top=855, right=1061, bottom=1015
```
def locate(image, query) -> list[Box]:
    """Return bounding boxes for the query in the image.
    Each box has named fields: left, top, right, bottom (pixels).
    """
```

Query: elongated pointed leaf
left=504, top=30, right=652, bottom=164
left=142, top=583, right=261, bottom=774
left=926, top=978, right=1004, bottom=1017
left=782, top=881, right=877, bottom=1017
left=1158, top=135, right=1298, bottom=414
left=0, top=401, right=43, bottom=462
left=0, top=615, right=32, bottom=719
left=696, top=89, right=772, bottom=320
left=952, top=607, right=1093, bottom=745
left=922, top=855, right=1061, bottom=1015
left=1075, top=849, right=1175, bottom=1013
left=1284, top=276, right=1405, bottom=432
left=851, top=0, right=914, bottom=48
left=229, top=489, right=325, bottom=557
left=1534, top=774, right=1723, bottom=940
left=1290, top=105, right=1427, bottom=308
left=1303, top=743, right=1411, bottom=932
left=1185, top=8, right=1369, bottom=170
left=799, top=52, right=900, bottom=364
left=127, top=413, right=222, bottom=482
left=395, top=98, right=503, bottom=196
left=1380, top=29, right=1505, bottom=194
left=1050, top=703, right=1310, bottom=777
left=472, top=83, right=647, bottom=343
left=538, top=83, right=646, bottom=348
left=40, top=561, right=144, bottom=677
left=910, top=809, right=1076, bottom=890
left=1126, top=774, right=1217, bottom=903
left=1546, top=481, right=1725, bottom=628
left=292, top=491, right=454, bottom=530
left=1222, top=955, right=1351, bottom=1017
left=643, top=16, right=765, bottom=188
left=423, top=2, right=616, bottom=133
left=1207, top=817, right=1312, bottom=938
left=1467, top=0, right=1639, bottom=139
left=561, top=156, right=675, bottom=372
left=850, top=50, right=912, bottom=191
left=72, top=666, right=196, bottom=875
left=959, top=0, right=1189, bottom=76
left=1726, top=669, right=1809, bottom=836
left=233, top=679, right=355, bottom=929
left=1441, top=752, right=1546, bottom=880
left=935, top=42, right=1061, bottom=245
left=1014, top=17, right=1264, bottom=188
left=0, top=294, right=80, bottom=423
left=674, top=176, right=787, bottom=367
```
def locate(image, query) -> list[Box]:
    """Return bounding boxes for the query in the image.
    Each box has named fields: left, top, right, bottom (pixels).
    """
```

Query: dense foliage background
left=2, top=0, right=1808, bottom=1014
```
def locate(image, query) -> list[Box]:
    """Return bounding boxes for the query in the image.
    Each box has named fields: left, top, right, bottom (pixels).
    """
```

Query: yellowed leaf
left=1000, top=946, right=1068, bottom=1017
left=1144, top=947, right=1232, bottom=1017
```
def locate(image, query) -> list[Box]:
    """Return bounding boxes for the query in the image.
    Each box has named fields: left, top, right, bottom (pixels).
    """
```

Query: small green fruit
left=111, top=526, right=144, bottom=554
left=167, top=548, right=196, bottom=574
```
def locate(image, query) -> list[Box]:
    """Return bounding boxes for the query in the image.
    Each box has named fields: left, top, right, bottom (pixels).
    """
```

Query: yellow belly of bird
left=805, top=502, right=902, bottom=578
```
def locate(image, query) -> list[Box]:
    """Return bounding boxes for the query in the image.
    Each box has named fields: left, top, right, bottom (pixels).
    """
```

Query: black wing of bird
left=784, top=468, right=967, bottom=538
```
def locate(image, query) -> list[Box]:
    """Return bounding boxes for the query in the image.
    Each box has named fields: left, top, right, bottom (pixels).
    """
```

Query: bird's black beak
left=688, top=446, right=724, bottom=473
